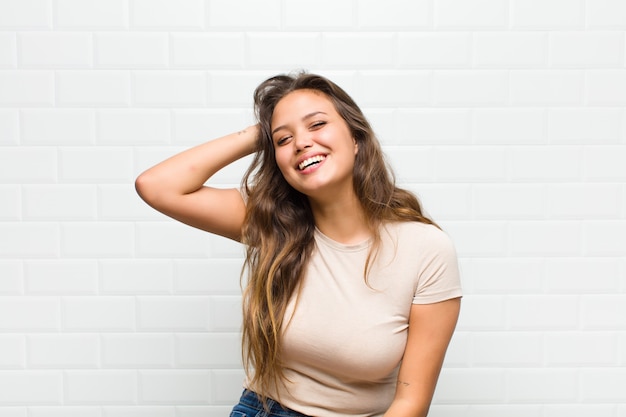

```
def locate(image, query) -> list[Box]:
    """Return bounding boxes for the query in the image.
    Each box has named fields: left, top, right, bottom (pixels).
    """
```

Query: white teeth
left=298, top=155, right=326, bottom=170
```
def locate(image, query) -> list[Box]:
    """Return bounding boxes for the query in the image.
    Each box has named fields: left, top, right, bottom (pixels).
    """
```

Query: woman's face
left=270, top=89, right=358, bottom=200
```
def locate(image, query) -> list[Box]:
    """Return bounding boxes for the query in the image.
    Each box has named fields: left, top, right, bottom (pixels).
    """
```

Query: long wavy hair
left=240, top=72, right=436, bottom=399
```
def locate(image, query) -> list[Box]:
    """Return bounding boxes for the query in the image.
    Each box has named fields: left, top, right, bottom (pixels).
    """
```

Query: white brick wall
left=0, top=0, right=624, bottom=415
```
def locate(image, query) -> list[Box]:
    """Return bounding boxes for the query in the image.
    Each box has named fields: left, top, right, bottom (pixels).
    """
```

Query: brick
left=472, top=258, right=544, bottom=294
left=0, top=297, right=60, bottom=331
left=511, top=0, right=585, bottom=29
left=435, top=0, right=508, bottom=29
left=473, top=184, right=545, bottom=220
left=174, top=259, right=242, bottom=295
left=22, top=185, right=96, bottom=220
left=24, top=260, right=98, bottom=294
left=65, top=371, right=137, bottom=404
left=248, top=33, right=320, bottom=69
left=394, top=109, right=471, bottom=145
left=59, top=147, right=133, bottom=183
left=581, top=369, right=626, bottom=401
left=21, top=109, right=95, bottom=145
left=209, top=296, right=241, bottom=331
left=398, top=33, right=471, bottom=68
left=356, top=71, right=431, bottom=106
left=57, top=71, right=130, bottom=106
left=411, top=184, right=472, bottom=221
left=508, top=295, right=579, bottom=330
left=545, top=405, right=620, bottom=417
left=99, top=184, right=165, bottom=221
left=473, top=33, right=547, bottom=68
left=175, top=333, right=241, bottom=367
left=0, top=185, right=20, bottom=220
left=584, top=221, right=626, bottom=256
left=173, top=110, right=249, bottom=144
left=434, top=369, right=505, bottom=403
left=550, top=32, right=624, bottom=68
left=27, top=334, right=99, bottom=368
left=547, top=184, right=621, bottom=219
left=211, top=369, right=245, bottom=404
left=455, top=295, right=506, bottom=330
left=0, top=71, right=54, bottom=106
left=435, top=147, right=507, bottom=181
left=63, top=297, right=135, bottom=331
left=100, top=259, right=173, bottom=294
left=209, top=234, right=246, bottom=258
left=97, top=110, right=171, bottom=145
left=131, top=0, right=205, bottom=29
left=102, top=334, right=174, bottom=368
left=135, top=222, right=211, bottom=258
left=0, top=223, right=59, bottom=258
left=471, top=332, right=542, bottom=366
left=283, top=0, right=352, bottom=29
left=0, top=33, right=16, bottom=68
left=208, top=0, right=280, bottom=29
left=0, top=335, right=25, bottom=368
left=587, top=70, right=626, bottom=105
left=139, top=370, right=211, bottom=404
left=0, top=110, right=18, bottom=145
left=19, top=33, right=92, bottom=68
left=358, top=0, right=430, bottom=29
left=61, top=223, right=134, bottom=258
left=209, top=71, right=275, bottom=106
left=546, top=258, right=619, bottom=294
left=137, top=296, right=210, bottom=331
left=433, top=71, right=508, bottom=106
left=102, top=406, right=175, bottom=417
left=584, top=146, right=626, bottom=181
left=0, top=261, right=22, bottom=294
left=95, top=33, right=168, bottom=69
left=171, top=34, right=244, bottom=68
left=177, top=406, right=229, bottom=417
left=511, top=146, right=582, bottom=181
left=473, top=108, right=546, bottom=144
left=322, top=34, right=393, bottom=68
left=56, top=0, right=127, bottom=28
left=133, top=72, right=207, bottom=106
left=510, top=221, right=582, bottom=256
left=548, top=108, right=623, bottom=144
left=545, top=332, right=618, bottom=366
left=0, top=0, right=51, bottom=29
left=29, top=408, right=102, bottom=417
left=0, top=371, right=62, bottom=405
left=384, top=147, right=434, bottom=182
left=510, top=70, right=584, bottom=105
left=587, top=0, right=626, bottom=28
left=507, top=369, right=578, bottom=402
left=364, top=109, right=394, bottom=145
left=444, top=221, right=507, bottom=257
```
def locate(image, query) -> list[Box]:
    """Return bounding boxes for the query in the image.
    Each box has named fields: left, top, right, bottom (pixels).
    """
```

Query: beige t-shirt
left=248, top=221, right=462, bottom=417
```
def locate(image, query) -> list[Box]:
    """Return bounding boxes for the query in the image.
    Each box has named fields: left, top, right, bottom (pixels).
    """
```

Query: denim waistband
left=236, top=389, right=311, bottom=417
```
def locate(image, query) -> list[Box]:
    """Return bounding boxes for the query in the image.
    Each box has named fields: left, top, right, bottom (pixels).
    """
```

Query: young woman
left=135, top=72, right=462, bottom=417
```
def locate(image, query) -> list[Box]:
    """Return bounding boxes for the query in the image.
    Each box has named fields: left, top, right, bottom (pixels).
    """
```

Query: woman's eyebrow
left=271, top=111, right=327, bottom=136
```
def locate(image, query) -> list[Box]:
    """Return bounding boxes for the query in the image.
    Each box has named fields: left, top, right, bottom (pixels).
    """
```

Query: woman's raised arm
left=134, top=125, right=259, bottom=241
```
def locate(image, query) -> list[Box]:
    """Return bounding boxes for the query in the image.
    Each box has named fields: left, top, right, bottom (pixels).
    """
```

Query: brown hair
left=240, top=72, right=436, bottom=399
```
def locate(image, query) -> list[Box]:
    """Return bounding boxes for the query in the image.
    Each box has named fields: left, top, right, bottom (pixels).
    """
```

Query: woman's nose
left=294, top=131, right=313, bottom=152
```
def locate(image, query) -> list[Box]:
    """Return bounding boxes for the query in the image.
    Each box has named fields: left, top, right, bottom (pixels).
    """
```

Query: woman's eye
left=311, top=121, right=326, bottom=129
left=276, top=135, right=291, bottom=145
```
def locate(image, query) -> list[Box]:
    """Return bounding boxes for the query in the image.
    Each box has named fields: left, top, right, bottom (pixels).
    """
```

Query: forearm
left=135, top=125, right=258, bottom=201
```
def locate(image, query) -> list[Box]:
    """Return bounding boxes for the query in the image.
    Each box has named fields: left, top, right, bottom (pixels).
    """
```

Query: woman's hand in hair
left=135, top=125, right=259, bottom=241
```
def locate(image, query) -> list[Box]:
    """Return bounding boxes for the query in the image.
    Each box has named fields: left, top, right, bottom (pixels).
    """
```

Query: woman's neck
left=309, top=193, right=371, bottom=245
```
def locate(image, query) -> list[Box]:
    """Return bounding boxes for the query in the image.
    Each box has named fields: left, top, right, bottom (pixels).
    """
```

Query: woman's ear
left=353, top=138, right=358, bottom=155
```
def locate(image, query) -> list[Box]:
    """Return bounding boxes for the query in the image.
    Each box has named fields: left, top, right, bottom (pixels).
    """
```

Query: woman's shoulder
left=384, top=221, right=456, bottom=254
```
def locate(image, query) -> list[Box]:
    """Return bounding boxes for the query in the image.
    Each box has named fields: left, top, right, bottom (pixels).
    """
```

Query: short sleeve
left=412, top=229, right=462, bottom=304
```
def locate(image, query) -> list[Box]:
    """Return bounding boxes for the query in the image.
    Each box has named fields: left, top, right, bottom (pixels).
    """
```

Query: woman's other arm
left=384, top=297, right=461, bottom=417
left=134, top=125, right=259, bottom=241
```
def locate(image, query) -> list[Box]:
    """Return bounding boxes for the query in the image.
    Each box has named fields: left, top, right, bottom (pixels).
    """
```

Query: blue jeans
left=230, top=389, right=311, bottom=417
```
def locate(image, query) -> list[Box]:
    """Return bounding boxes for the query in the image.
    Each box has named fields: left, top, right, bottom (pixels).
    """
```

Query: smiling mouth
left=298, top=155, right=326, bottom=170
